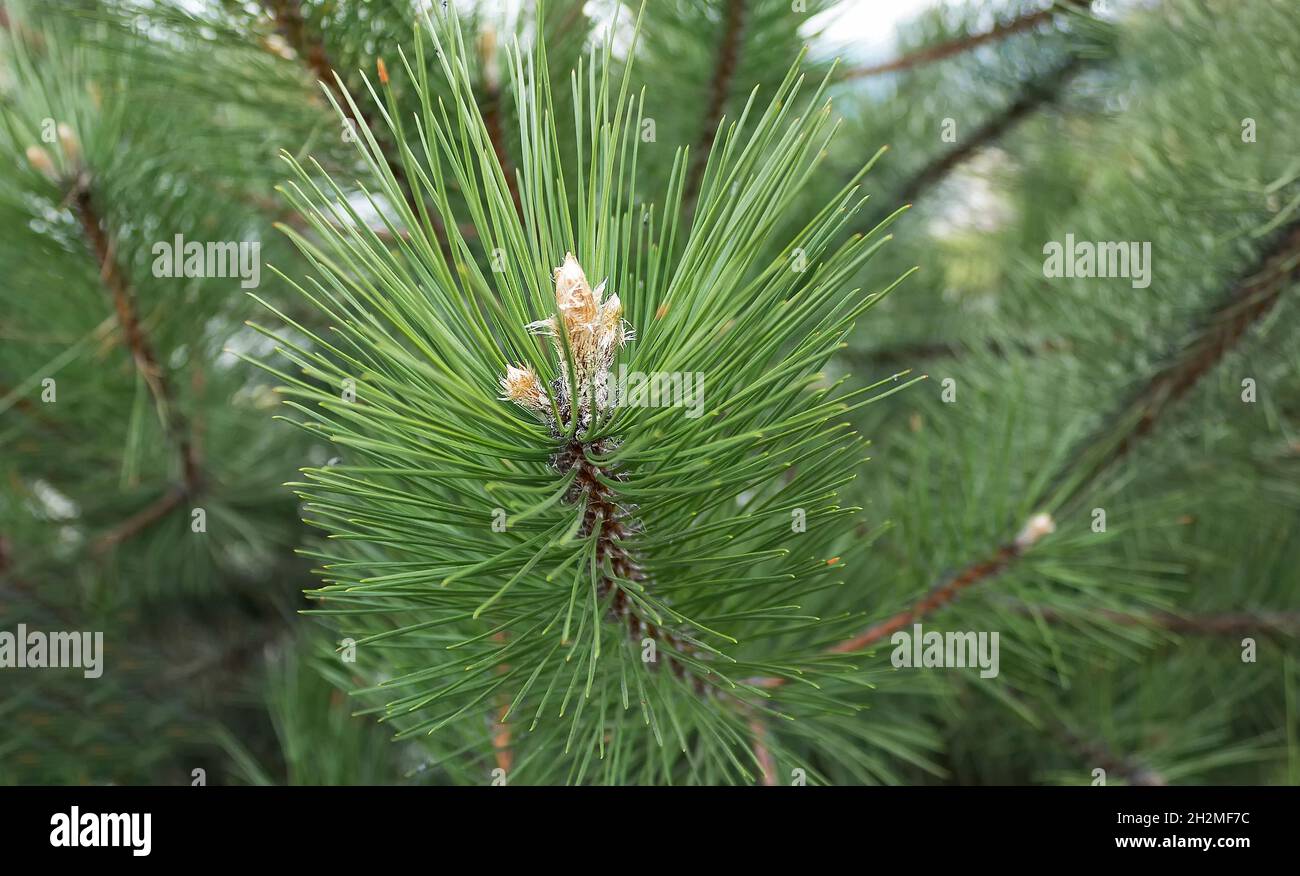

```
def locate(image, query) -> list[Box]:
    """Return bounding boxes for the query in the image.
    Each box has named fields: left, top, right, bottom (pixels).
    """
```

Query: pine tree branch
left=482, top=91, right=522, bottom=219
left=491, top=703, right=513, bottom=774
left=561, top=440, right=709, bottom=694
left=1002, top=686, right=1168, bottom=785
left=0, top=382, right=71, bottom=436
left=1022, top=605, right=1300, bottom=637
left=749, top=716, right=779, bottom=785
left=72, top=179, right=205, bottom=513
left=839, top=1, right=1088, bottom=81
left=91, top=488, right=187, bottom=554
left=1057, top=220, right=1300, bottom=496
left=1049, top=718, right=1167, bottom=786
left=683, top=0, right=747, bottom=210
left=744, top=55, right=1100, bottom=759
left=752, top=517, right=1054, bottom=692
left=832, top=549, right=1023, bottom=655
left=785, top=92, right=1300, bottom=780
left=490, top=631, right=514, bottom=774
left=743, top=218, right=1300, bottom=769
left=837, top=223, right=1299, bottom=777
left=754, top=220, right=1300, bottom=696
left=893, top=53, right=1086, bottom=209
left=260, top=0, right=457, bottom=248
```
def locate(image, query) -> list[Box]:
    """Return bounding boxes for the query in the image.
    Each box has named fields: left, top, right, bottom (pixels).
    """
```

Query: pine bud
left=500, top=364, right=549, bottom=414
left=478, top=26, right=499, bottom=94
left=554, top=252, right=598, bottom=326
left=505, top=254, right=631, bottom=426
left=57, top=123, right=80, bottom=166
left=260, top=32, right=294, bottom=60
left=25, top=145, right=56, bottom=180
left=1014, top=512, right=1056, bottom=550
left=597, top=292, right=628, bottom=353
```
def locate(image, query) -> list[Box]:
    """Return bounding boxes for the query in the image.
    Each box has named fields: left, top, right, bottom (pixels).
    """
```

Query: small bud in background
left=478, top=25, right=499, bottom=94
left=1014, top=512, right=1055, bottom=550
left=25, top=144, right=56, bottom=180
left=377, top=57, right=389, bottom=85
left=57, top=122, right=80, bottom=166
left=262, top=32, right=295, bottom=61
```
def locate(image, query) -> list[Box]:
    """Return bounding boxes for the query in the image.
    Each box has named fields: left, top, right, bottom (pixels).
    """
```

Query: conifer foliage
left=255, top=12, right=917, bottom=782
left=1, top=0, right=1297, bottom=786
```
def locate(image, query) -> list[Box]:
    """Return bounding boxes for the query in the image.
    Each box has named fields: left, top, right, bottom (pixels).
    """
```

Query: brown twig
left=481, top=92, right=522, bottom=218
left=260, top=0, right=455, bottom=250
left=1022, top=605, right=1300, bottom=637
left=559, top=440, right=710, bottom=694
left=999, top=687, right=1167, bottom=785
left=753, top=537, right=1035, bottom=691
left=478, top=27, right=522, bottom=218
left=92, top=489, right=186, bottom=554
left=892, top=54, right=1086, bottom=209
left=491, top=702, right=514, bottom=774
left=746, top=219, right=1300, bottom=778
left=749, top=717, right=779, bottom=786
left=73, top=180, right=204, bottom=513
left=683, top=0, right=747, bottom=210
left=0, top=383, right=71, bottom=437
left=1058, top=221, right=1300, bottom=495
left=1050, top=719, right=1167, bottom=786
left=744, top=223, right=1300, bottom=771
left=838, top=546, right=1021, bottom=656
left=490, top=630, right=514, bottom=774
left=840, top=1, right=1087, bottom=80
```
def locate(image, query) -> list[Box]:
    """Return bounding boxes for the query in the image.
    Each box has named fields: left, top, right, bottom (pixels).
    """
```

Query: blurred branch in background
left=841, top=0, right=1089, bottom=80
